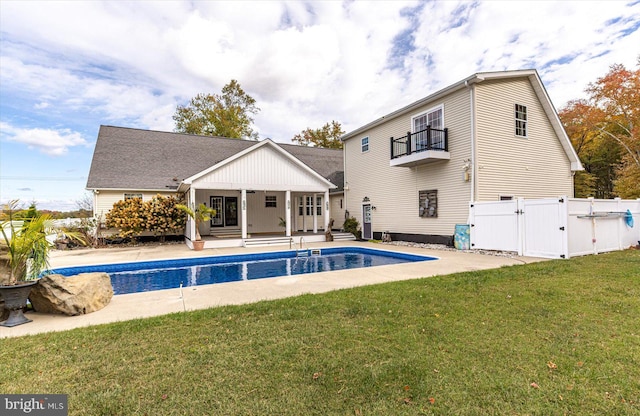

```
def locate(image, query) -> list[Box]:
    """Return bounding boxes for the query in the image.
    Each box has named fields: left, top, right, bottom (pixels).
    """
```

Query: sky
left=1, top=1, right=639, bottom=212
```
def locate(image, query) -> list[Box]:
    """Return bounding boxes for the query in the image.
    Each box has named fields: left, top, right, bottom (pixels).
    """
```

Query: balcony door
left=413, top=106, right=444, bottom=150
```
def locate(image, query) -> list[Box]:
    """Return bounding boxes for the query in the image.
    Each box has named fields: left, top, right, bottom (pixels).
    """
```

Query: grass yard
left=1, top=250, right=639, bottom=415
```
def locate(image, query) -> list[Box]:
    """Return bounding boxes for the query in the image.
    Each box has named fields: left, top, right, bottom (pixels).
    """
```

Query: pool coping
left=1, top=241, right=546, bottom=338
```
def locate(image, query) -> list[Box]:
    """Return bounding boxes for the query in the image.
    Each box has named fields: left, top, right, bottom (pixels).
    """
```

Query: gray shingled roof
left=86, top=126, right=344, bottom=192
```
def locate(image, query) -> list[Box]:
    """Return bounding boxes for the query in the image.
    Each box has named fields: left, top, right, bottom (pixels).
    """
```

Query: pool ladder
left=295, top=237, right=308, bottom=257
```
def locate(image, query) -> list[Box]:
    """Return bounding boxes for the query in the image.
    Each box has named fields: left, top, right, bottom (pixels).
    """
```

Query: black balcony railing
left=390, top=126, right=448, bottom=159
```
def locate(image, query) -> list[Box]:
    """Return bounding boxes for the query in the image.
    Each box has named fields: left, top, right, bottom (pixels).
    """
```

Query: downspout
left=465, top=80, right=476, bottom=203
left=342, top=139, right=348, bottom=218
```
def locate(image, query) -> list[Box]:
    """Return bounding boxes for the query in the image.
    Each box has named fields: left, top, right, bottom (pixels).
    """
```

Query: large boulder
left=30, top=273, right=114, bottom=316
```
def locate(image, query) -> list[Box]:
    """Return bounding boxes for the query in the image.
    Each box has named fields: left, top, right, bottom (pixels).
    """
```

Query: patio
left=1, top=241, right=544, bottom=338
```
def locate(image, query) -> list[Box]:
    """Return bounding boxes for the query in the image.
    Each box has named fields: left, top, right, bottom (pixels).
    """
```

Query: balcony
left=390, top=127, right=450, bottom=167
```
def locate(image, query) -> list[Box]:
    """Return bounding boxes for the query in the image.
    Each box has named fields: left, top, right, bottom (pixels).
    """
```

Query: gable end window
left=124, top=193, right=142, bottom=200
left=515, top=104, right=527, bottom=137
left=361, top=137, right=369, bottom=152
left=265, top=195, right=277, bottom=208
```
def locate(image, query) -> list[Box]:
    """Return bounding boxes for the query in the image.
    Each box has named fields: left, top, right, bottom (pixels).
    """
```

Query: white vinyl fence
left=1, top=219, right=84, bottom=243
left=469, top=197, right=640, bottom=259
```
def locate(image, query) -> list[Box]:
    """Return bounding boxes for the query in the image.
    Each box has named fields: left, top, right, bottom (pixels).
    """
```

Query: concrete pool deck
left=1, top=241, right=546, bottom=338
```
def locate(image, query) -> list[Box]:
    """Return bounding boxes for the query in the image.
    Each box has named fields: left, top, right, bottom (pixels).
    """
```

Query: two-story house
left=341, top=69, right=583, bottom=244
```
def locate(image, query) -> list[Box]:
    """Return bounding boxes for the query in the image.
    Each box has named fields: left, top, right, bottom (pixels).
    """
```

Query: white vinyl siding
left=194, top=144, right=329, bottom=193
left=243, top=191, right=286, bottom=234
left=94, top=190, right=177, bottom=223
left=475, top=78, right=573, bottom=200
left=329, top=193, right=345, bottom=227
left=343, top=87, right=471, bottom=236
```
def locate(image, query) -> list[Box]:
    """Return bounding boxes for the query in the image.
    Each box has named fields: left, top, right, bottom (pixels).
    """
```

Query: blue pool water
left=50, top=247, right=437, bottom=295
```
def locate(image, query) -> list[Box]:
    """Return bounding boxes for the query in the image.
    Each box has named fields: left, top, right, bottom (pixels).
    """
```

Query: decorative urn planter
left=0, top=280, right=38, bottom=327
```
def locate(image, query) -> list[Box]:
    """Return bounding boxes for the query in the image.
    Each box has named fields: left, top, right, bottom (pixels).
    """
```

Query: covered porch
left=177, top=139, right=339, bottom=250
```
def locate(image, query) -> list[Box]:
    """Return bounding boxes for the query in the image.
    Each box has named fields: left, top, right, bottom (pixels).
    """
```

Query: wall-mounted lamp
left=462, top=158, right=472, bottom=182
left=372, top=206, right=377, bottom=211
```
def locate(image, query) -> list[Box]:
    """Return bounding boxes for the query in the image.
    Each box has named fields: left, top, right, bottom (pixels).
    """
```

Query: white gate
left=470, top=197, right=568, bottom=258
left=521, top=198, right=568, bottom=258
left=469, top=200, right=519, bottom=252
left=470, top=197, right=639, bottom=259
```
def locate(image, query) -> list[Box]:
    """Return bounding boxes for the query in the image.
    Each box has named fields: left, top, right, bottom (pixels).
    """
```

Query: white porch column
left=324, top=190, right=330, bottom=231
left=285, top=190, right=292, bottom=237
left=241, top=189, right=248, bottom=239
left=303, top=194, right=308, bottom=232
left=313, top=193, right=318, bottom=234
left=189, top=187, right=196, bottom=241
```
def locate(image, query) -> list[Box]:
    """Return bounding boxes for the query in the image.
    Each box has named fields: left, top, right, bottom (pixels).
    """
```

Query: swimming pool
left=50, top=247, right=437, bottom=295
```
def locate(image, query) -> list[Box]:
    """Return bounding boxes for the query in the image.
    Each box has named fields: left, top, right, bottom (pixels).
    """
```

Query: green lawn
left=1, top=250, right=639, bottom=415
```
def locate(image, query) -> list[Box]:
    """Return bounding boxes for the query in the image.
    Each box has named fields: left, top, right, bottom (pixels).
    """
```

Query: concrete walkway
left=1, top=241, right=545, bottom=338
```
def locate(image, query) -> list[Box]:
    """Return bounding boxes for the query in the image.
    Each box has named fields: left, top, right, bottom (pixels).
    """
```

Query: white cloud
left=1, top=0, right=638, bottom=212
left=0, top=0, right=638, bottom=140
left=0, top=123, right=90, bottom=156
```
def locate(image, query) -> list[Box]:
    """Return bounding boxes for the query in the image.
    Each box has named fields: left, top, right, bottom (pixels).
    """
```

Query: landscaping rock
left=30, top=273, right=113, bottom=316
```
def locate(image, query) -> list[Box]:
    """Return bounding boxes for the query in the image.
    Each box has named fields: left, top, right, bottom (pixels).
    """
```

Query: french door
left=210, top=196, right=238, bottom=227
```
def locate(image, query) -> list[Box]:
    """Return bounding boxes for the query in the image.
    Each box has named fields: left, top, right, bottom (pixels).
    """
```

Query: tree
left=173, top=80, right=260, bottom=140
left=559, top=61, right=640, bottom=198
left=559, top=99, right=621, bottom=198
left=76, top=192, right=94, bottom=217
left=291, top=120, right=345, bottom=149
left=585, top=62, right=640, bottom=198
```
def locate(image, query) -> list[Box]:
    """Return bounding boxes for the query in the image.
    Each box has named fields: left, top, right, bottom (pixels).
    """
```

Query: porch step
left=243, top=236, right=292, bottom=247
left=332, top=232, right=357, bottom=241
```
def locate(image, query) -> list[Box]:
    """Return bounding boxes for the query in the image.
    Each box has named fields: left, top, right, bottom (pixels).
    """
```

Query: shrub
left=343, top=217, right=361, bottom=239
left=105, top=194, right=186, bottom=240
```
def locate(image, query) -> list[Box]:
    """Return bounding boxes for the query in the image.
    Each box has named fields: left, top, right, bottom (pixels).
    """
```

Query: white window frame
left=515, top=104, right=527, bottom=137
left=265, top=195, right=277, bottom=208
left=361, top=136, right=369, bottom=153
left=411, top=104, right=444, bottom=149
left=124, top=193, right=142, bottom=200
